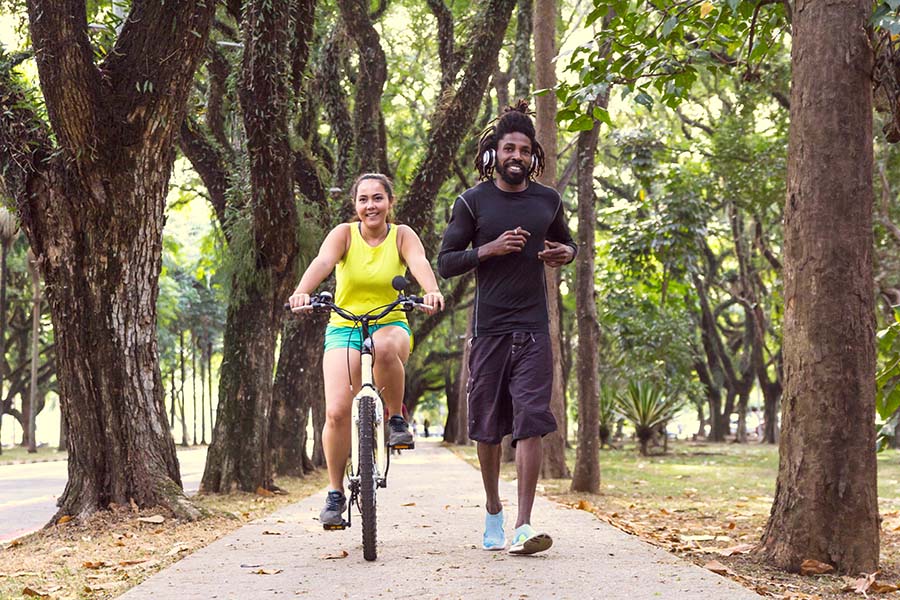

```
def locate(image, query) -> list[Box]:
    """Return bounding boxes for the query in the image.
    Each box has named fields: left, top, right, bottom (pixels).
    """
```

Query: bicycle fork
left=340, top=351, right=389, bottom=530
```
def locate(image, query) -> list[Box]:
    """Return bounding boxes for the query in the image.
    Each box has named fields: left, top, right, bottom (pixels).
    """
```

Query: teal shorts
left=324, top=322, right=413, bottom=352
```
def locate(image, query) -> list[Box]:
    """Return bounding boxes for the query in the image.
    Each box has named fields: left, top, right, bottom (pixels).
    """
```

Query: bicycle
left=288, top=276, right=425, bottom=561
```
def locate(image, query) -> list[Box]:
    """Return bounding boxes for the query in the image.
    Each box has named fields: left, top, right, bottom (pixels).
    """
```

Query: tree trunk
left=207, top=341, right=214, bottom=438
left=534, top=0, right=568, bottom=479
left=203, top=290, right=280, bottom=492
left=270, top=315, right=325, bottom=477
left=512, top=0, right=532, bottom=99
left=192, top=336, right=197, bottom=445
left=201, top=0, right=300, bottom=493
left=571, top=110, right=602, bottom=494
left=179, top=330, right=188, bottom=446
left=27, top=250, right=40, bottom=454
left=455, top=307, right=474, bottom=446
left=200, top=339, right=207, bottom=445
left=0, top=0, right=218, bottom=519
left=757, top=0, right=878, bottom=573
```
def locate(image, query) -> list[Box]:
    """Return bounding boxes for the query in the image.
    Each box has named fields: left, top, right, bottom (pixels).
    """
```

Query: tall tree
left=758, top=0, right=878, bottom=572
left=201, top=0, right=301, bottom=493
left=570, top=108, right=603, bottom=493
left=534, top=0, right=569, bottom=479
left=0, top=1, right=215, bottom=518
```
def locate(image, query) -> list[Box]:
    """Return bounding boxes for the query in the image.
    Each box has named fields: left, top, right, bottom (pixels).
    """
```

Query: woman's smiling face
left=355, top=178, right=392, bottom=228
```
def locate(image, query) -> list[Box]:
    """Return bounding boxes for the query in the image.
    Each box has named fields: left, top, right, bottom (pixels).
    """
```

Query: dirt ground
left=0, top=472, right=327, bottom=600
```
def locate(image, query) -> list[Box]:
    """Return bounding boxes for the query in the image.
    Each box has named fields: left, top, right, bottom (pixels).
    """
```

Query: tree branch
left=426, top=0, right=460, bottom=96
left=25, top=0, right=101, bottom=156
left=398, top=0, right=518, bottom=250
left=178, top=118, right=230, bottom=231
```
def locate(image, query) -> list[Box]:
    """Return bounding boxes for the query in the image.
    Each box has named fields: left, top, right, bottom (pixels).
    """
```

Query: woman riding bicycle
left=288, top=173, right=445, bottom=528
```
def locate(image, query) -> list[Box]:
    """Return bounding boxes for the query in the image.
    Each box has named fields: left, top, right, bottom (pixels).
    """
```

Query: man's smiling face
left=495, top=132, right=533, bottom=188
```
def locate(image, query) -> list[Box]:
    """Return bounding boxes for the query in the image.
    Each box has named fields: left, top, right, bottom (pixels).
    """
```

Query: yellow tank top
left=330, top=223, right=409, bottom=328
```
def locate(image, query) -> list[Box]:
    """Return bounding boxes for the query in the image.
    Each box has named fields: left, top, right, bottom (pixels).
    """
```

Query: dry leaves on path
left=704, top=560, right=734, bottom=576
left=800, top=560, right=834, bottom=576
left=137, top=515, right=166, bottom=525
left=321, top=550, right=349, bottom=560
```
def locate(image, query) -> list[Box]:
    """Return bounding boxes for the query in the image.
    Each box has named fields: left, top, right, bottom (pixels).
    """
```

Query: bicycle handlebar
left=283, top=293, right=428, bottom=322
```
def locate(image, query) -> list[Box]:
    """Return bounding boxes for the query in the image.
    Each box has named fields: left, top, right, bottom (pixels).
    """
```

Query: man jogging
left=437, top=101, right=576, bottom=555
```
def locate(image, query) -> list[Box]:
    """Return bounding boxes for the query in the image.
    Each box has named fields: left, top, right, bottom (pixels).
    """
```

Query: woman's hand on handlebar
left=288, top=291, right=311, bottom=313
left=421, top=291, right=445, bottom=313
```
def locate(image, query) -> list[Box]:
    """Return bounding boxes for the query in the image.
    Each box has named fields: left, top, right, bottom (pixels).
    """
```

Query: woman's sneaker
left=319, top=490, right=346, bottom=529
left=508, top=524, right=552, bottom=555
left=482, top=509, right=506, bottom=550
left=388, top=415, right=414, bottom=448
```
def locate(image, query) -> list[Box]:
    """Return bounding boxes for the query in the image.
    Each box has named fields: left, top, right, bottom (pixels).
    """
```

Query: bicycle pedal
left=322, top=520, right=349, bottom=531
left=390, top=442, right=415, bottom=450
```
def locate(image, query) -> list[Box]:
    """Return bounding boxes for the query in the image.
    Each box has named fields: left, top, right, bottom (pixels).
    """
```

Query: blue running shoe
left=482, top=509, right=506, bottom=551
left=508, top=523, right=552, bottom=555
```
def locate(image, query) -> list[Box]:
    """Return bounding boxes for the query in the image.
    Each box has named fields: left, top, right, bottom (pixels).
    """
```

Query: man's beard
left=496, top=160, right=527, bottom=186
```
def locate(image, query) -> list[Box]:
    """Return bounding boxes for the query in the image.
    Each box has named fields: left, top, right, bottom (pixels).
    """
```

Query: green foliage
left=615, top=381, right=683, bottom=453
left=556, top=0, right=789, bottom=123
left=599, top=384, right=620, bottom=446
left=876, top=311, right=900, bottom=450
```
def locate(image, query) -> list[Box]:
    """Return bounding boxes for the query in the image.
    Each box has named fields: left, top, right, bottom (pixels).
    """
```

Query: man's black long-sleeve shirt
left=437, top=180, right=577, bottom=337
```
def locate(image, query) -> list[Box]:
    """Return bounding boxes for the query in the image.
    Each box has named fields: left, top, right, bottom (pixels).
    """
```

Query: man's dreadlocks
left=474, top=99, right=546, bottom=182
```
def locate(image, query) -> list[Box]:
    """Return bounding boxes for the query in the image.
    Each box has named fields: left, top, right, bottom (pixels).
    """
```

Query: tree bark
left=270, top=315, right=325, bottom=477
left=512, top=0, right=533, bottom=99
left=757, top=0, right=878, bottom=573
left=201, top=0, right=300, bottom=493
left=571, top=112, right=602, bottom=493
left=455, top=307, right=474, bottom=445
left=534, top=0, right=569, bottom=479
left=0, top=0, right=215, bottom=520
left=337, top=0, right=389, bottom=175
left=27, top=250, right=39, bottom=454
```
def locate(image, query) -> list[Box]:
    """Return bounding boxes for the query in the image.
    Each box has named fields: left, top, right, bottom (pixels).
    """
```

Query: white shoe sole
left=508, top=533, right=552, bottom=555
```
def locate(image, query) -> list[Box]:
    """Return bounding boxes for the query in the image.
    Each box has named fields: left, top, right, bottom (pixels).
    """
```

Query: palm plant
left=598, top=384, right=619, bottom=449
left=615, top=381, right=683, bottom=456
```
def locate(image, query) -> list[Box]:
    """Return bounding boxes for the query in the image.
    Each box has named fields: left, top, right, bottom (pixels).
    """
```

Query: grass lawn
left=450, top=439, right=900, bottom=599
left=0, top=445, right=67, bottom=466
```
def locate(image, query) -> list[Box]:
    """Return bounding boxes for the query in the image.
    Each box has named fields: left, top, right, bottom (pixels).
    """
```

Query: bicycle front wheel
left=358, top=394, right=377, bottom=561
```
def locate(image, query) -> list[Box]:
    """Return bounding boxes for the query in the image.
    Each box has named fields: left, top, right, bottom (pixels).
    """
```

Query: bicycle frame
left=348, top=321, right=389, bottom=493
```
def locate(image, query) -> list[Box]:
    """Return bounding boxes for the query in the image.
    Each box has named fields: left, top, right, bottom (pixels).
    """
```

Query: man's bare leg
left=514, top=436, right=542, bottom=527
left=477, top=442, right=503, bottom=514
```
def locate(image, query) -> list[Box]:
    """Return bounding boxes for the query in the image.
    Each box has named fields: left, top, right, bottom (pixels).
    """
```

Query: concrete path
left=119, top=440, right=761, bottom=600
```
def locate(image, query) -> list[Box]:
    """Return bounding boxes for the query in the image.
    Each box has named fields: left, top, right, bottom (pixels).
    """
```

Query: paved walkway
left=119, top=440, right=761, bottom=600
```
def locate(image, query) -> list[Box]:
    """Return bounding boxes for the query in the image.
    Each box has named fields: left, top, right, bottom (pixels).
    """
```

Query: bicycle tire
left=358, top=394, right=377, bottom=561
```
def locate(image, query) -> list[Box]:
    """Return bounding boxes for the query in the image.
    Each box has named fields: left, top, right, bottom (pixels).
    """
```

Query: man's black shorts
left=466, top=332, right=557, bottom=446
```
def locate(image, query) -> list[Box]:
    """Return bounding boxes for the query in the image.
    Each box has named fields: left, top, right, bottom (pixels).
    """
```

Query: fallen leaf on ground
left=401, top=502, right=416, bottom=507
left=56, top=515, right=72, bottom=525
left=251, top=568, right=283, bottom=575
left=681, top=534, right=716, bottom=542
left=799, top=559, right=834, bottom=576
left=577, top=500, right=594, bottom=512
left=138, top=515, right=165, bottom=525
left=262, top=530, right=283, bottom=535
left=718, top=543, right=754, bottom=556
left=703, top=560, right=732, bottom=576
left=22, top=587, right=50, bottom=598
left=256, top=487, right=275, bottom=497
left=166, top=543, right=190, bottom=556
left=321, top=550, right=348, bottom=560
left=82, top=560, right=109, bottom=569
left=84, top=582, right=120, bottom=592
left=118, top=559, right=149, bottom=566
